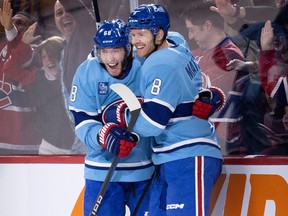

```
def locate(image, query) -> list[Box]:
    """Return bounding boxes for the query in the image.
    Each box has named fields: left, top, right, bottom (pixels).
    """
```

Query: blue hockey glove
left=192, top=86, right=226, bottom=119
left=102, top=98, right=143, bottom=127
left=97, top=123, right=138, bottom=157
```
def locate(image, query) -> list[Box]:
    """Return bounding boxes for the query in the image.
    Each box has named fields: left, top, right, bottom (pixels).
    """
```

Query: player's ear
left=155, top=28, right=165, bottom=45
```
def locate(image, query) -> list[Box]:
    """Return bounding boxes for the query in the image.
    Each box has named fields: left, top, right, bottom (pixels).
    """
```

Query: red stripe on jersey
left=196, top=156, right=204, bottom=216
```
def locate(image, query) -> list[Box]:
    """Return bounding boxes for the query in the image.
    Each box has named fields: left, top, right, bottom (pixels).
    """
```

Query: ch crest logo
left=0, top=80, right=12, bottom=108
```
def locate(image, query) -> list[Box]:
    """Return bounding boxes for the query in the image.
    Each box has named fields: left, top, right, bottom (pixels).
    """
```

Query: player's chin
left=107, top=68, right=122, bottom=77
left=136, top=49, right=148, bottom=58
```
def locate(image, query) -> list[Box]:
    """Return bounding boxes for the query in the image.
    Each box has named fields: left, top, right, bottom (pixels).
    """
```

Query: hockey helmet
left=128, top=4, right=170, bottom=37
left=94, top=19, right=129, bottom=49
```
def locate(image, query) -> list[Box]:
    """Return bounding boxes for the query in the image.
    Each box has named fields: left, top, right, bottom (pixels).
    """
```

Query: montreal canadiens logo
left=101, top=99, right=124, bottom=124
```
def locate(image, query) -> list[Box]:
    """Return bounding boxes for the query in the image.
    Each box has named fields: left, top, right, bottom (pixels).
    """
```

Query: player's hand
left=97, top=123, right=138, bottom=157
left=103, top=98, right=143, bottom=127
left=192, top=87, right=226, bottom=119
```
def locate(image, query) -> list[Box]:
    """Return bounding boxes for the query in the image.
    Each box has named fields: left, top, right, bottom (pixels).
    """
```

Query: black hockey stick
left=131, top=176, right=153, bottom=216
left=92, top=0, right=101, bottom=30
left=89, top=83, right=141, bottom=216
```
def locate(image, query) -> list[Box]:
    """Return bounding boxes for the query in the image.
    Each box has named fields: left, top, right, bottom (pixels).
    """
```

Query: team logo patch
left=98, top=82, right=108, bottom=95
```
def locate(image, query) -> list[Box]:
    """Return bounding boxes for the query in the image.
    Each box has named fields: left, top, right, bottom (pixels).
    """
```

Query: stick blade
left=110, top=83, right=141, bottom=112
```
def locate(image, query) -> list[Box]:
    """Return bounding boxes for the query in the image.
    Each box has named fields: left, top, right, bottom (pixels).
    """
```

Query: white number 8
left=151, top=78, right=162, bottom=95
left=70, top=85, right=78, bottom=102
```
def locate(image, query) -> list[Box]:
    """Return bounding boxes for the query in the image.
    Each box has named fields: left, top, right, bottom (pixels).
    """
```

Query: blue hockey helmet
left=94, top=19, right=129, bottom=49
left=128, top=4, right=170, bottom=37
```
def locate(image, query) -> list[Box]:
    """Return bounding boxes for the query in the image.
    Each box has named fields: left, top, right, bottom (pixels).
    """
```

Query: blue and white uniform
left=70, top=18, right=154, bottom=216
left=132, top=32, right=223, bottom=216
left=132, top=33, right=223, bottom=164
left=69, top=57, right=154, bottom=182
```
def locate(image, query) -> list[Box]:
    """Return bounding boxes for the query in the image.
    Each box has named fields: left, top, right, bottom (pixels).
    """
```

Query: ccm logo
left=166, top=203, right=185, bottom=210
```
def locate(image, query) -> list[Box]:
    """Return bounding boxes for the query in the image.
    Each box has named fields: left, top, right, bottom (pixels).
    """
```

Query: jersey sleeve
left=69, top=60, right=103, bottom=150
left=3, top=40, right=36, bottom=86
left=259, top=49, right=288, bottom=106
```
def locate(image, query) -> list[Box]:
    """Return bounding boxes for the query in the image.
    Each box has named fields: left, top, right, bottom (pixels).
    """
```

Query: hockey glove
left=97, top=123, right=138, bottom=158
left=103, top=98, right=144, bottom=127
left=192, top=87, right=226, bottom=119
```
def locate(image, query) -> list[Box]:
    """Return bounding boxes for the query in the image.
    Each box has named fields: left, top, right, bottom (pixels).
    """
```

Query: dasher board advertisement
left=1, top=156, right=288, bottom=216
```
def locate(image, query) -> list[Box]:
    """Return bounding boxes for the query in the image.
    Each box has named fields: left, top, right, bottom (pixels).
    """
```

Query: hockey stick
left=92, top=0, right=101, bottom=30
left=89, top=83, right=141, bottom=216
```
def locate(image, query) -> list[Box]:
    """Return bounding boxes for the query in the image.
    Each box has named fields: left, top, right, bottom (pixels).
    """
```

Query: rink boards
left=1, top=156, right=288, bottom=216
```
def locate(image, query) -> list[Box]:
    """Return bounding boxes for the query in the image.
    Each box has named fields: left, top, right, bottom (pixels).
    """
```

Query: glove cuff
left=199, top=88, right=212, bottom=99
left=116, top=102, right=128, bottom=127
left=130, top=132, right=140, bottom=142
left=210, top=86, right=226, bottom=111
left=98, top=123, right=118, bottom=148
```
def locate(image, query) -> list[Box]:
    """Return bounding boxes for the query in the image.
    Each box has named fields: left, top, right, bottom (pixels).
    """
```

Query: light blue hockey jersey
left=131, top=32, right=223, bottom=165
left=69, top=57, right=154, bottom=182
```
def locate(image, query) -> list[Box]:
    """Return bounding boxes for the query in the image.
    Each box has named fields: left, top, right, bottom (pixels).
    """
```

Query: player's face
left=185, top=20, right=208, bottom=49
left=130, top=29, right=156, bottom=58
left=54, top=1, right=76, bottom=41
left=99, top=47, right=126, bottom=77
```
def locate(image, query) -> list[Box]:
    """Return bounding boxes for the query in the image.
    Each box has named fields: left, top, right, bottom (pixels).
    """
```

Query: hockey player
left=122, top=4, right=224, bottom=216
left=68, top=19, right=154, bottom=216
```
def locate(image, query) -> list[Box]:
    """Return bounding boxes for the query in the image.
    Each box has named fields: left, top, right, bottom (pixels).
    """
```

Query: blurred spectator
left=184, top=1, right=248, bottom=151
left=6, top=35, right=77, bottom=154
left=211, top=0, right=288, bottom=51
left=184, top=1, right=272, bottom=155
left=225, top=57, right=270, bottom=154
left=34, top=36, right=79, bottom=154
left=259, top=19, right=288, bottom=154
left=0, top=0, right=42, bottom=154
left=54, top=0, right=95, bottom=92
left=184, top=1, right=245, bottom=96
left=53, top=0, right=97, bottom=154
left=211, top=0, right=286, bottom=33
left=224, top=1, right=288, bottom=154
left=210, top=0, right=286, bottom=64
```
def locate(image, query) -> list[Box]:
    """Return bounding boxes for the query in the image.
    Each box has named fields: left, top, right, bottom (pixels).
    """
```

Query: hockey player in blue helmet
left=119, top=4, right=224, bottom=216
left=90, top=19, right=132, bottom=78
left=69, top=19, right=154, bottom=216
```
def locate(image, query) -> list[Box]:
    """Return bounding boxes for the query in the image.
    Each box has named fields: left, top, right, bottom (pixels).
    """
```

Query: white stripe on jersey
left=145, top=98, right=175, bottom=112
left=69, top=106, right=99, bottom=116
left=75, top=119, right=100, bottom=130
left=152, top=138, right=219, bottom=153
left=85, top=159, right=153, bottom=168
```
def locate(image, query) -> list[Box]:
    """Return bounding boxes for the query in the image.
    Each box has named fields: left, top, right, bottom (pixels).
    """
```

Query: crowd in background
left=0, top=0, right=287, bottom=156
